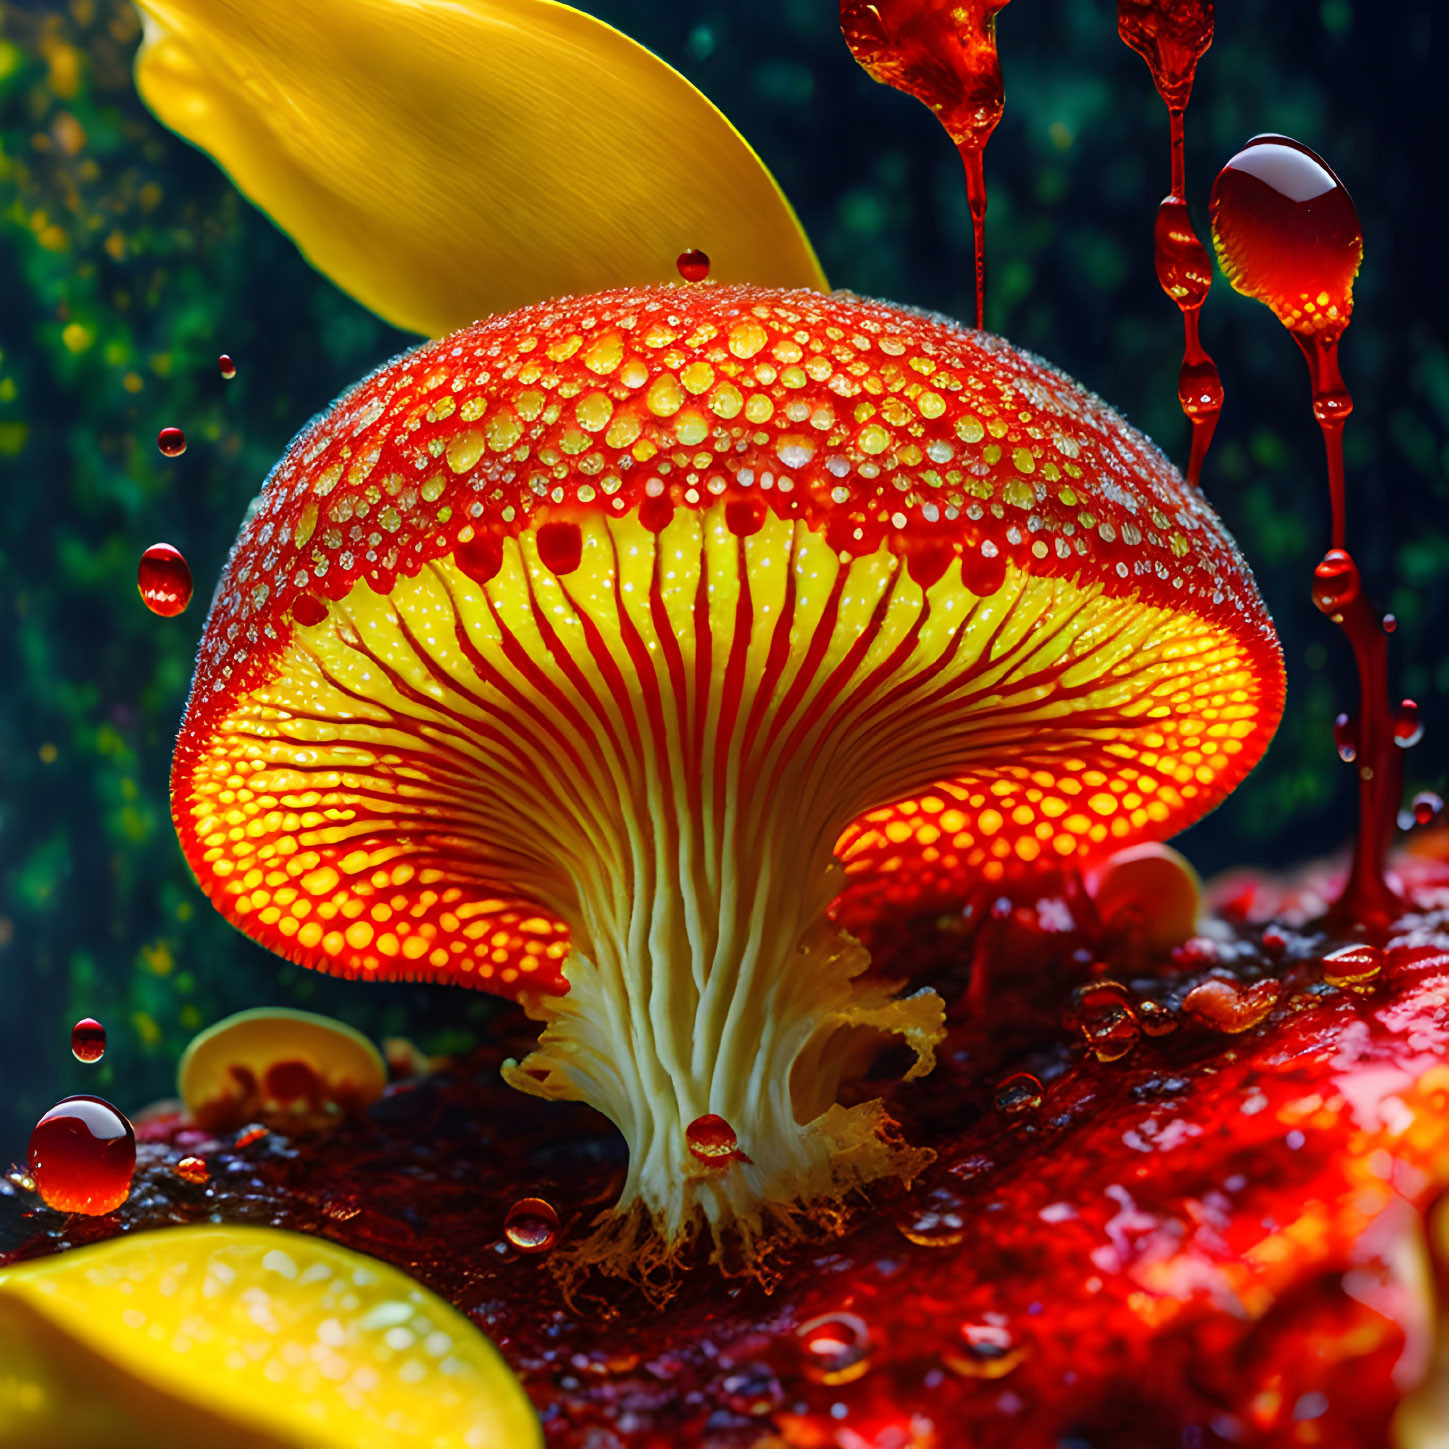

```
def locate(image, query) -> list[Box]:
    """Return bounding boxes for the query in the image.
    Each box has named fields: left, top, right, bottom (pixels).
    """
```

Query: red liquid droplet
left=724, top=496, right=767, bottom=537
left=70, top=1017, right=106, bottom=1064
left=218, top=354, right=237, bottom=380
left=1182, top=977, right=1279, bottom=1034
left=675, top=248, right=711, bottom=283
left=290, top=592, right=328, bottom=627
left=1117, top=0, right=1214, bottom=117
left=504, top=1196, right=559, bottom=1253
left=137, top=542, right=193, bottom=617
left=797, top=1311, right=872, bottom=1386
left=157, top=426, right=187, bottom=457
left=174, top=1154, right=210, bottom=1184
left=1395, top=699, right=1423, bottom=749
left=993, top=1071, right=1043, bottom=1115
left=535, top=520, right=583, bottom=576
left=455, top=534, right=504, bottom=587
left=840, top=0, right=1010, bottom=329
left=1413, top=791, right=1443, bottom=827
left=1312, top=548, right=1360, bottom=616
left=1321, top=942, right=1384, bottom=987
left=27, top=1095, right=135, bottom=1215
left=234, top=1123, right=269, bottom=1148
left=685, top=1113, right=743, bottom=1163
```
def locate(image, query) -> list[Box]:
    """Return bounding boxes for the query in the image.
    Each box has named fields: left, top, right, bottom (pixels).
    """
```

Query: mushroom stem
left=505, top=817, right=943, bottom=1257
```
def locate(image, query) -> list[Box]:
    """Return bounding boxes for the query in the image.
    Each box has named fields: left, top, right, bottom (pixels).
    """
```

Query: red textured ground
left=5, top=853, right=1449, bottom=1449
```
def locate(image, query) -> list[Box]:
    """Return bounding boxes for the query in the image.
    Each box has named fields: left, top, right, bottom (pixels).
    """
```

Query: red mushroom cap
left=172, top=285, right=1283, bottom=996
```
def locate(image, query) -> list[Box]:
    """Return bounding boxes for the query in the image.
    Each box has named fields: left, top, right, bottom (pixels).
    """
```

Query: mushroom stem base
left=503, top=916, right=943, bottom=1271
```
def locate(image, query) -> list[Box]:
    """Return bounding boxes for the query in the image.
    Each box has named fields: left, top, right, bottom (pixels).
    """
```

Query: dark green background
left=1, top=0, right=1445, bottom=1145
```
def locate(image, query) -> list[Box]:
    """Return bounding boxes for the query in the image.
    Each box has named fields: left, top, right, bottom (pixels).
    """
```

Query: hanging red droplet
left=455, top=534, right=504, bottom=587
left=676, top=248, right=711, bottom=283
left=1311, top=548, right=1359, bottom=616
left=1210, top=136, right=1361, bottom=341
left=1117, top=0, right=1214, bottom=114
left=174, top=1154, right=210, bottom=1184
left=70, top=1017, right=106, bottom=1064
left=1395, top=699, right=1423, bottom=749
left=27, top=1095, right=135, bottom=1215
left=218, top=354, right=237, bottom=381
left=290, top=592, right=328, bottom=627
left=138, top=542, right=193, bottom=617
left=685, top=1113, right=744, bottom=1164
left=157, top=426, right=187, bottom=457
left=1412, top=790, right=1443, bottom=827
left=724, top=496, right=767, bottom=537
left=535, top=520, right=583, bottom=576
left=504, top=1196, right=559, bottom=1253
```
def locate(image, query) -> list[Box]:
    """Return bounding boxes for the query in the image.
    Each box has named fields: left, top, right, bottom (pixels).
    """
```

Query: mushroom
left=171, top=284, right=1283, bottom=1266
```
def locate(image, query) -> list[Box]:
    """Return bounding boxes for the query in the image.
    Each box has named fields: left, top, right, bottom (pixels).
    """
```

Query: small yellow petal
left=0, top=1225, right=540, bottom=1448
left=132, top=0, right=826, bottom=336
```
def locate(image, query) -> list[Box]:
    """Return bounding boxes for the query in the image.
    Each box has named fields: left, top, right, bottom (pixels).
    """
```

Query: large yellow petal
left=131, top=0, right=826, bottom=336
left=0, top=1225, right=541, bottom=1448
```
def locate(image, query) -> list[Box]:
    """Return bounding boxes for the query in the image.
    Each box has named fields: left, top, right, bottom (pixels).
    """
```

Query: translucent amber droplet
left=685, top=1113, right=741, bottom=1163
left=993, top=1072, right=1043, bottom=1116
left=676, top=248, right=711, bottom=282
left=1136, top=998, right=1179, bottom=1036
left=219, top=354, right=237, bottom=380
left=1182, top=976, right=1279, bottom=1033
left=1066, top=980, right=1140, bottom=1062
left=27, top=1095, right=135, bottom=1215
left=1210, top=135, right=1362, bottom=340
left=1321, top=942, right=1384, bottom=987
left=504, top=1196, right=559, bottom=1253
left=70, top=1017, right=106, bottom=1064
left=157, top=426, right=187, bottom=457
left=234, top=1123, right=269, bottom=1148
left=797, top=1311, right=872, bottom=1386
left=138, top=543, right=193, bottom=617
left=174, top=1154, right=210, bottom=1184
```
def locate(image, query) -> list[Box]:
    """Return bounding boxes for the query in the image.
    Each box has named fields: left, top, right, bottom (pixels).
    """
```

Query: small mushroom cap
left=172, top=285, right=1283, bottom=994
left=177, top=1006, right=386, bottom=1130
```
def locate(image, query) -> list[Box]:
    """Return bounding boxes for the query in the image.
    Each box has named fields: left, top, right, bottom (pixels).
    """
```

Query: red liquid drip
left=1412, top=790, right=1443, bottom=827
left=1122, top=1, right=1220, bottom=487
left=290, top=592, right=328, bottom=627
left=157, top=426, right=187, bottom=457
left=137, top=542, right=193, bottom=617
left=685, top=1112, right=746, bottom=1164
left=504, top=1196, right=559, bottom=1253
left=675, top=248, right=711, bottom=283
left=27, top=1095, right=135, bottom=1215
left=1211, top=136, right=1391, bottom=928
left=70, top=1017, right=106, bottom=1064
left=218, top=354, right=237, bottom=380
left=840, top=0, right=1010, bottom=329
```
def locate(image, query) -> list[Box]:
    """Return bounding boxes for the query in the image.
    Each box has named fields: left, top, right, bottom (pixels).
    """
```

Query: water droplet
left=1136, top=998, right=1179, bottom=1036
left=27, top=1095, right=135, bottom=1215
left=234, top=1123, right=269, bottom=1148
left=138, top=543, right=193, bottom=617
left=944, top=1321, right=1028, bottom=1380
left=1066, top=980, right=1141, bottom=1062
left=797, top=1311, right=872, bottom=1386
left=70, top=1017, right=106, bottom=1064
left=157, top=426, right=187, bottom=457
left=1413, top=791, right=1443, bottom=827
left=894, top=1185, right=968, bottom=1247
left=993, top=1072, right=1043, bottom=1116
left=1182, top=976, right=1279, bottom=1033
left=174, top=1154, right=209, bottom=1184
left=719, top=1362, right=784, bottom=1416
left=1334, top=712, right=1358, bottom=764
left=676, top=247, right=711, bottom=283
left=1395, top=699, right=1423, bottom=748
left=504, top=1196, right=559, bottom=1253
left=218, top=354, right=237, bottom=381
left=1321, top=942, right=1384, bottom=987
left=685, top=1113, right=742, bottom=1164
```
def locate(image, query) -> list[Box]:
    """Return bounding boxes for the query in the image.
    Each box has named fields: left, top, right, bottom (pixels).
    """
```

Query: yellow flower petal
left=0, top=1225, right=540, bottom=1448
left=132, top=0, right=826, bottom=336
